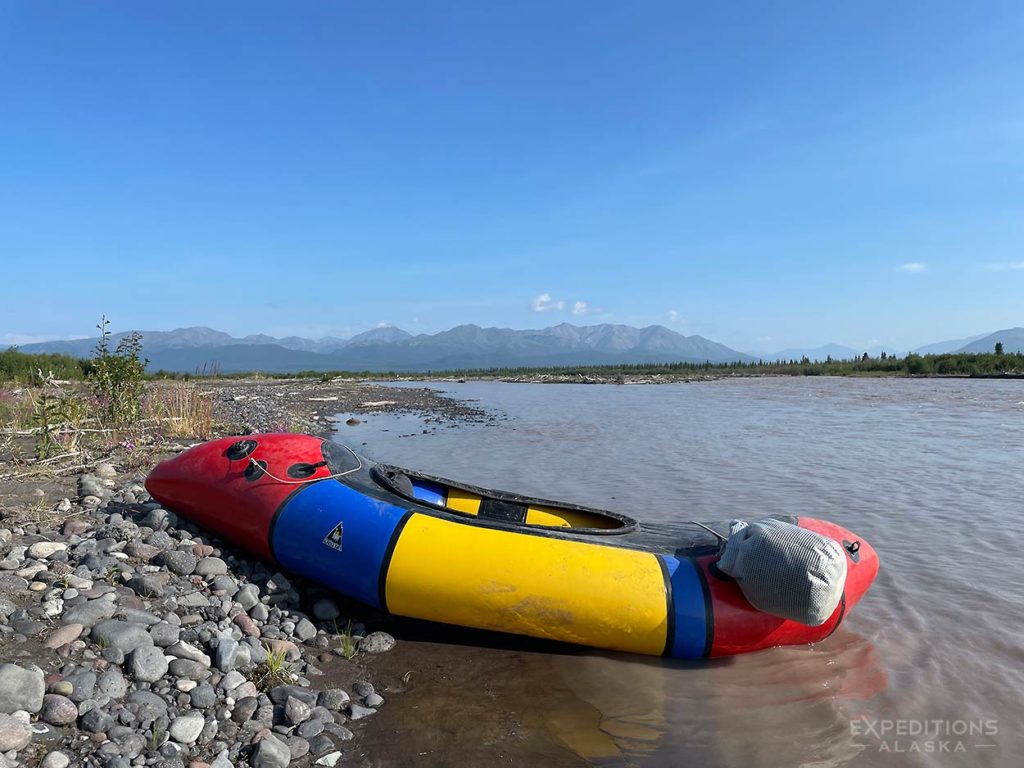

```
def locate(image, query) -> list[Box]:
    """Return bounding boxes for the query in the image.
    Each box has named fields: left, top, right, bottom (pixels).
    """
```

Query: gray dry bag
left=717, top=518, right=847, bottom=626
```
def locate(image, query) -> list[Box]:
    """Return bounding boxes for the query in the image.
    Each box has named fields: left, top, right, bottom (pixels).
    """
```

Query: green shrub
left=88, top=316, right=148, bottom=426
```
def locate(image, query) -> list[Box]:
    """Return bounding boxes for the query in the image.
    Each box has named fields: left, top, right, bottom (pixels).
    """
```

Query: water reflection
left=544, top=630, right=886, bottom=767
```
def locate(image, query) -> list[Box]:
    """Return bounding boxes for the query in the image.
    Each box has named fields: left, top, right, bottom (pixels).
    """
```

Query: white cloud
left=2, top=333, right=62, bottom=346
left=530, top=293, right=566, bottom=312
left=984, top=261, right=1024, bottom=271
left=897, top=262, right=928, bottom=273
left=375, top=321, right=393, bottom=328
left=571, top=301, right=589, bottom=316
left=665, top=309, right=681, bottom=323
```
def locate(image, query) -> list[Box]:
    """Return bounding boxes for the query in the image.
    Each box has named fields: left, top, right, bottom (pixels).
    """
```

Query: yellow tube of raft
left=384, top=512, right=670, bottom=655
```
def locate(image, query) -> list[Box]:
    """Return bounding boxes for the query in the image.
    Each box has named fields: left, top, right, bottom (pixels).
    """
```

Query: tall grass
left=253, top=643, right=294, bottom=691
left=145, top=381, right=215, bottom=439
left=0, top=387, right=35, bottom=431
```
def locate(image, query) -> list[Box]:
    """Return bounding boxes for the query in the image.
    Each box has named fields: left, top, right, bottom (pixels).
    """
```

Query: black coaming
left=323, top=439, right=743, bottom=557
left=370, top=463, right=641, bottom=536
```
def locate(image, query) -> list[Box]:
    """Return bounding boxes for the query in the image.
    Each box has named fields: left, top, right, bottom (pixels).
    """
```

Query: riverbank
left=0, top=378, right=492, bottom=768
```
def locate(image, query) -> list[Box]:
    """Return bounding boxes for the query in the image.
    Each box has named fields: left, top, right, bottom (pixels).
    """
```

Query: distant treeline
left=3, top=345, right=1023, bottom=382
left=434, top=352, right=1024, bottom=378
left=391, top=351, right=1024, bottom=379
left=146, top=349, right=1024, bottom=379
left=0, top=347, right=90, bottom=382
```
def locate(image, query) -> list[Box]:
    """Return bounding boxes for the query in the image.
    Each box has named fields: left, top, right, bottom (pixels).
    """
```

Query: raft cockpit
left=371, top=465, right=637, bottom=533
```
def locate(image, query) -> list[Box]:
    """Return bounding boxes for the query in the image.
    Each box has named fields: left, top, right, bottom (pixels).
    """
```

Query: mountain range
left=758, top=328, right=1022, bottom=362
left=11, top=324, right=1022, bottom=373
left=13, top=323, right=750, bottom=373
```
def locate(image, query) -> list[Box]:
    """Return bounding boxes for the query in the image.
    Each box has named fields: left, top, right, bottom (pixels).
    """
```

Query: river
left=333, top=377, right=1023, bottom=767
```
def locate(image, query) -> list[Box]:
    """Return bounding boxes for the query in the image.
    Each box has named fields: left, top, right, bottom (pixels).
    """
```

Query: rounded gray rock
left=0, top=663, right=45, bottom=714
left=285, top=695, right=311, bottom=725
left=327, top=723, right=354, bottom=741
left=169, top=711, right=205, bottom=744
left=218, top=670, right=245, bottom=691
left=158, top=550, right=197, bottom=576
left=40, top=694, right=78, bottom=725
left=48, top=681, right=73, bottom=697
left=63, top=599, right=116, bottom=628
left=126, top=689, right=168, bottom=721
left=214, top=638, right=239, bottom=672
left=168, top=658, right=210, bottom=680
left=91, top=620, right=155, bottom=655
left=316, top=688, right=350, bottom=711
left=230, top=696, right=259, bottom=724
left=200, top=716, right=219, bottom=744
left=80, top=707, right=115, bottom=734
left=146, top=530, right=174, bottom=549
left=252, top=733, right=291, bottom=768
left=0, top=713, right=32, bottom=751
left=139, top=508, right=167, bottom=529
left=268, top=685, right=317, bottom=707
left=287, top=735, right=311, bottom=760
left=189, top=684, right=216, bottom=709
left=28, top=541, right=67, bottom=559
left=358, top=631, right=395, bottom=653
left=348, top=702, right=376, bottom=720
left=167, top=640, right=210, bottom=665
left=194, top=557, right=227, bottom=576
left=294, top=617, right=317, bottom=641
left=130, top=646, right=169, bottom=683
left=128, top=574, right=165, bottom=598
left=149, top=622, right=180, bottom=647
left=41, top=751, right=71, bottom=768
left=97, top=667, right=128, bottom=699
left=100, top=646, right=126, bottom=665
left=296, top=717, right=324, bottom=739
left=236, top=585, right=260, bottom=610
left=64, top=670, right=97, bottom=703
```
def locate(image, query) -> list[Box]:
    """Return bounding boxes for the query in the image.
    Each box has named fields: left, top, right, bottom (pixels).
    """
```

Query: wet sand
left=338, top=619, right=602, bottom=768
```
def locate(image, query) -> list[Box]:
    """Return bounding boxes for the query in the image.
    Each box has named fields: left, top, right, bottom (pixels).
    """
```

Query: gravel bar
left=0, top=378, right=487, bottom=768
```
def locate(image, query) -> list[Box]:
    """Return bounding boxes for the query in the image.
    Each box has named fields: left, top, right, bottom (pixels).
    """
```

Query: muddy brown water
left=336, top=378, right=1023, bottom=768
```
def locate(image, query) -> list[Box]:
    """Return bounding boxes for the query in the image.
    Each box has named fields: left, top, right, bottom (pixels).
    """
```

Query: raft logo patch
left=323, top=522, right=344, bottom=551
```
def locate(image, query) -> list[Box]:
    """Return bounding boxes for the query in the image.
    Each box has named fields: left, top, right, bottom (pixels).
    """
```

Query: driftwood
left=1, top=459, right=105, bottom=481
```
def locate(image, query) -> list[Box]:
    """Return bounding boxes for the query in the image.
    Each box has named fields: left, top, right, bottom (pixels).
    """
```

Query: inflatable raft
left=145, top=433, right=878, bottom=658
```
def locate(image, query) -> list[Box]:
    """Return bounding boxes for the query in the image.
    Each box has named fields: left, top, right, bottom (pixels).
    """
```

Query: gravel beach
left=0, top=378, right=487, bottom=768
left=205, top=377, right=489, bottom=436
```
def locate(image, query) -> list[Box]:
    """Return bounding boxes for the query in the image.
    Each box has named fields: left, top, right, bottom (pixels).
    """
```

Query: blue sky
left=1, top=1, right=1021, bottom=353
